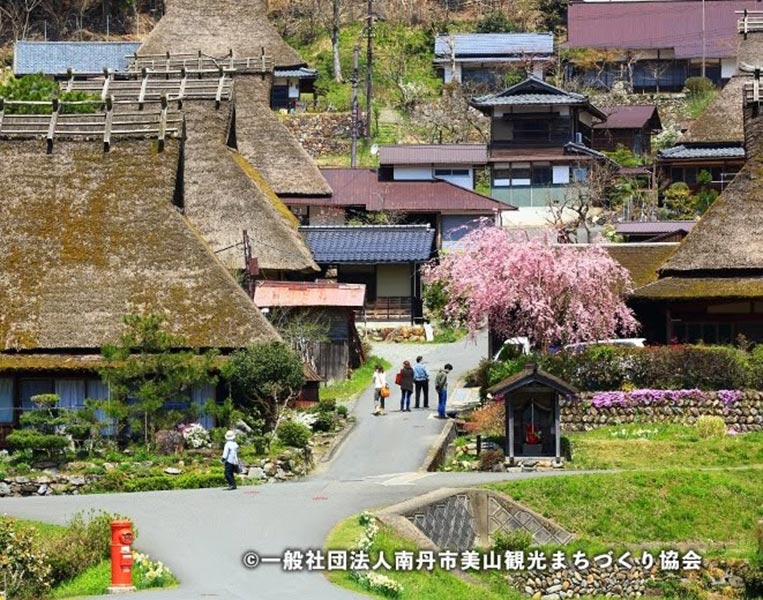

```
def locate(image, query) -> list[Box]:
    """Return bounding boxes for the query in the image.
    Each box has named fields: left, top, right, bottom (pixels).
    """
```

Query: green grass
left=325, top=516, right=518, bottom=600
left=686, top=90, right=717, bottom=119
left=566, top=424, right=763, bottom=470
left=321, top=356, right=392, bottom=403
left=52, top=560, right=111, bottom=598
left=16, top=518, right=67, bottom=539
left=487, top=469, right=763, bottom=558
left=52, top=557, right=179, bottom=598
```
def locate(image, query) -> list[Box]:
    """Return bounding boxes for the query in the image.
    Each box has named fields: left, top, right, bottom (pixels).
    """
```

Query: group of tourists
left=373, top=357, right=453, bottom=419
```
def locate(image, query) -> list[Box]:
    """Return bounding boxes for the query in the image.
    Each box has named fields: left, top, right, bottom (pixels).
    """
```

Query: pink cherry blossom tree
left=422, top=227, right=639, bottom=350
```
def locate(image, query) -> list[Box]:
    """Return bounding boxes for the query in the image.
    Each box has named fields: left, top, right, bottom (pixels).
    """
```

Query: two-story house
left=470, top=76, right=609, bottom=210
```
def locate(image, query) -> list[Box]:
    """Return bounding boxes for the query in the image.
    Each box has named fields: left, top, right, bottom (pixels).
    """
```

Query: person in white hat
left=221, top=430, right=239, bottom=490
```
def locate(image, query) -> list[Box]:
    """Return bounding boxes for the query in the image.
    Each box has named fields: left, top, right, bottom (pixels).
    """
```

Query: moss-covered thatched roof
left=681, top=76, right=746, bottom=144
left=0, top=139, right=279, bottom=351
left=139, top=0, right=305, bottom=68
left=182, top=102, right=318, bottom=272
left=604, top=243, right=679, bottom=289
left=234, top=77, right=332, bottom=196
left=659, top=109, right=763, bottom=275
left=633, top=277, right=763, bottom=300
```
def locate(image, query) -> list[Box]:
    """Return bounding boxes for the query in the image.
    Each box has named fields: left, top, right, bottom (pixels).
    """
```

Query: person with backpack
left=396, top=360, right=415, bottom=412
left=413, top=355, right=430, bottom=409
left=435, top=363, right=454, bottom=419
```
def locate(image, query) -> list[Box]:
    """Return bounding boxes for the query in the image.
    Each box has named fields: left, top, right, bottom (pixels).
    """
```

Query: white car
left=492, top=337, right=532, bottom=361
left=562, top=338, right=646, bottom=352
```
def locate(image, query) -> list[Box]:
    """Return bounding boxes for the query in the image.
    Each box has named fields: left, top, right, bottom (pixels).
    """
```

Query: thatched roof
left=659, top=108, right=763, bottom=275
left=604, top=243, right=679, bottom=288
left=634, top=277, right=763, bottom=300
left=0, top=139, right=279, bottom=351
left=182, top=102, right=318, bottom=273
left=139, top=0, right=304, bottom=68
left=234, top=77, right=332, bottom=197
left=681, top=76, right=746, bottom=144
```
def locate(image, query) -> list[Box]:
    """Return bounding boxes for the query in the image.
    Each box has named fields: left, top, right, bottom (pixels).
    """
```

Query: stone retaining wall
left=560, top=391, right=763, bottom=432
left=0, top=473, right=96, bottom=497
left=280, top=112, right=353, bottom=158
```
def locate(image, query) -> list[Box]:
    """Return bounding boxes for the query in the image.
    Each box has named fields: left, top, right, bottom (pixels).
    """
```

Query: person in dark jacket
left=413, top=355, right=430, bottom=409
left=435, top=364, right=453, bottom=419
left=398, top=360, right=415, bottom=412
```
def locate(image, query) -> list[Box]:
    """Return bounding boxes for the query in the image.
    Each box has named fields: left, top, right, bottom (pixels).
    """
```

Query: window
left=512, top=118, right=550, bottom=143
left=20, top=379, right=54, bottom=411
left=572, top=167, right=588, bottom=182
left=434, top=168, right=469, bottom=177
left=531, top=166, right=552, bottom=185
left=55, top=380, right=86, bottom=410
left=0, top=379, right=12, bottom=423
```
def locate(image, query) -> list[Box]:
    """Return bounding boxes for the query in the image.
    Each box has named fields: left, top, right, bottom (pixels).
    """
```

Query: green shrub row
left=482, top=344, right=763, bottom=392
left=83, top=471, right=227, bottom=494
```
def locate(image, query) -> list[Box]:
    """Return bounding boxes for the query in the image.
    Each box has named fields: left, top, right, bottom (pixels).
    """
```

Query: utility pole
left=365, top=0, right=373, bottom=138
left=351, top=46, right=360, bottom=168
left=701, top=0, right=706, bottom=78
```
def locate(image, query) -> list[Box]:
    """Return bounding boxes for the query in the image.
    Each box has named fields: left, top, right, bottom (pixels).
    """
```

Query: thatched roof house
left=234, top=77, right=332, bottom=197
left=139, top=0, right=304, bottom=68
left=182, top=102, right=319, bottom=272
left=633, top=81, right=763, bottom=344
left=0, top=139, right=279, bottom=352
left=681, top=76, right=746, bottom=144
left=137, top=0, right=332, bottom=198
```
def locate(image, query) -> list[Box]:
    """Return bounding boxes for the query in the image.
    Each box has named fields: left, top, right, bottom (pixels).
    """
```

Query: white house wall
left=393, top=166, right=434, bottom=180
left=721, top=58, right=737, bottom=79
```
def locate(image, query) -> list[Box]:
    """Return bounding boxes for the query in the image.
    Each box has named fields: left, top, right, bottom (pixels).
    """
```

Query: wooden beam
left=46, top=98, right=60, bottom=154
left=506, top=396, right=515, bottom=463
left=554, top=393, right=561, bottom=461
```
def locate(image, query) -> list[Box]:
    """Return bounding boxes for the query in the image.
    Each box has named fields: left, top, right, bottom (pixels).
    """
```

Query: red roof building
left=566, top=0, right=759, bottom=90
left=591, top=105, right=662, bottom=155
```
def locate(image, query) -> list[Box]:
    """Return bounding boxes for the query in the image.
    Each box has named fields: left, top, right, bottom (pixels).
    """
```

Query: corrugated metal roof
left=274, top=67, right=317, bottom=79
left=300, top=225, right=436, bottom=263
left=379, top=144, right=487, bottom=165
left=616, top=221, right=696, bottom=235
left=567, top=0, right=760, bottom=59
left=289, top=168, right=510, bottom=212
left=658, top=145, right=746, bottom=159
left=594, top=105, right=660, bottom=130
left=434, top=33, right=554, bottom=58
left=254, top=281, right=366, bottom=308
left=13, top=41, right=141, bottom=75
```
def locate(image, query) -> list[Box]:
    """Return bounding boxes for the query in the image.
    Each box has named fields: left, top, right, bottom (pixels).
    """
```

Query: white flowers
left=179, top=423, right=211, bottom=449
left=350, top=512, right=403, bottom=597
left=133, top=551, right=174, bottom=585
left=610, top=427, right=659, bottom=439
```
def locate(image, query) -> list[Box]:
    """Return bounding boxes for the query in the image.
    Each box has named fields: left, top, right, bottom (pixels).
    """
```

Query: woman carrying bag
left=373, top=364, right=388, bottom=415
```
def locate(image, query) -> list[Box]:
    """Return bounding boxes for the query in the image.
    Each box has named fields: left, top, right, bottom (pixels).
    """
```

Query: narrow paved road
left=0, top=333, right=577, bottom=599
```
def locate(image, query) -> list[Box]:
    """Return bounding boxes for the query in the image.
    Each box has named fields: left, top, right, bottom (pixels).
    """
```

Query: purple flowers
left=590, top=389, right=742, bottom=409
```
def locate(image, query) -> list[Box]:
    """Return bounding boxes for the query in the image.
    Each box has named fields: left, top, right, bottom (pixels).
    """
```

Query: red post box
left=108, top=520, right=136, bottom=593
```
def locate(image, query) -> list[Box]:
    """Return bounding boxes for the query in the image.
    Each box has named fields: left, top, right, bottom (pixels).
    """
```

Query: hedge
left=485, top=344, right=763, bottom=393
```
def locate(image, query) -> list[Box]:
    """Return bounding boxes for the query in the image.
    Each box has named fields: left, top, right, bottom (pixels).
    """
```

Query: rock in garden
left=14, top=476, right=29, bottom=484
left=69, top=476, right=86, bottom=486
left=248, top=467, right=265, bottom=480
left=155, top=430, right=184, bottom=455
left=0, top=482, right=10, bottom=496
left=164, top=467, right=182, bottom=475
left=37, top=485, right=49, bottom=495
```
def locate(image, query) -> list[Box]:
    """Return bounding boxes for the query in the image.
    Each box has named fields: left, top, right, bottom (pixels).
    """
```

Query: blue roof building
left=433, top=33, right=554, bottom=86
left=300, top=225, right=436, bottom=324
left=13, top=41, right=142, bottom=76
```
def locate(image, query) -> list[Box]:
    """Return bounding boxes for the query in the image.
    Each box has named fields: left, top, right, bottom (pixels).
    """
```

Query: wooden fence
left=0, top=97, right=181, bottom=152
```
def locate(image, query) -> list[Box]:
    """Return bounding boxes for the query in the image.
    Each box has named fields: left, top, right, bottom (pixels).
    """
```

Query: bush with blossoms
left=178, top=423, right=211, bottom=449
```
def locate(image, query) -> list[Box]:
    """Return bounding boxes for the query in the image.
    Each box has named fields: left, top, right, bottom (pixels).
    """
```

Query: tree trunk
left=332, top=0, right=343, bottom=82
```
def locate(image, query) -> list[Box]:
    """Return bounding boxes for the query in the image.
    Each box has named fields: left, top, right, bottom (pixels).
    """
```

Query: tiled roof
left=379, top=144, right=487, bottom=165
left=300, top=225, right=436, bottom=263
left=13, top=41, right=141, bottom=75
left=657, top=145, right=746, bottom=160
left=254, top=281, right=366, bottom=308
left=289, top=168, right=510, bottom=212
left=567, top=0, right=761, bottom=59
left=274, top=67, right=317, bottom=79
left=434, top=33, right=554, bottom=59
left=471, top=76, right=606, bottom=119
left=594, top=105, right=660, bottom=130
left=616, top=221, right=696, bottom=235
